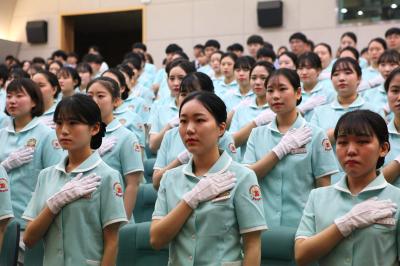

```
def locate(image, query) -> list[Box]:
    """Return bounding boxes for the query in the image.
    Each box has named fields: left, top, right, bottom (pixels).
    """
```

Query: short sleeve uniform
left=114, top=105, right=145, bottom=147
left=214, top=80, right=238, bottom=98
left=221, top=88, right=255, bottom=112
left=0, top=118, right=64, bottom=228
left=22, top=152, right=127, bottom=266
left=148, top=101, right=178, bottom=135
left=153, top=151, right=267, bottom=266
left=362, top=84, right=388, bottom=117
left=386, top=119, right=400, bottom=187
left=0, top=166, right=13, bottom=221
left=120, top=94, right=151, bottom=123
left=296, top=173, right=400, bottom=266
left=243, top=114, right=339, bottom=228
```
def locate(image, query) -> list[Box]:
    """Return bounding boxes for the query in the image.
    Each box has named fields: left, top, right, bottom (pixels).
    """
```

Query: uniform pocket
left=195, top=204, right=232, bottom=237
left=221, top=261, right=242, bottom=266
left=86, top=259, right=101, bottom=265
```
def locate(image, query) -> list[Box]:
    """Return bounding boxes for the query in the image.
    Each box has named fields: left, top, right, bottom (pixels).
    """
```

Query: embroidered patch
left=249, top=185, right=262, bottom=201
left=228, top=143, right=237, bottom=154
left=0, top=178, right=8, bottom=192
left=52, top=139, right=61, bottom=149
left=113, top=182, right=123, bottom=197
left=137, top=123, right=144, bottom=130
left=26, top=138, right=37, bottom=148
left=322, top=138, right=332, bottom=151
left=119, top=118, right=127, bottom=125
left=133, top=142, right=141, bottom=152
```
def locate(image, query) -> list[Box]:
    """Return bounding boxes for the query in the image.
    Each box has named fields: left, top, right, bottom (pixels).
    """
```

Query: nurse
left=362, top=38, right=387, bottom=83
left=153, top=73, right=238, bottom=189
left=314, top=43, right=334, bottom=81
left=210, top=51, right=224, bottom=84
left=295, top=110, right=399, bottom=266
left=296, top=52, right=336, bottom=121
left=230, top=61, right=275, bottom=160
left=148, top=59, right=196, bottom=153
left=22, top=94, right=127, bottom=266
left=151, top=91, right=267, bottom=265
left=57, top=66, right=81, bottom=99
left=214, top=53, right=238, bottom=97
left=243, top=68, right=338, bottom=228
left=0, top=78, right=63, bottom=229
left=76, top=63, right=93, bottom=94
left=87, top=77, right=144, bottom=219
left=32, top=70, right=61, bottom=128
left=278, top=51, right=297, bottom=70
left=0, top=166, right=13, bottom=251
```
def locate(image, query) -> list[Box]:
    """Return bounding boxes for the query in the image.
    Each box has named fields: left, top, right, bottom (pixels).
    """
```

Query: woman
left=243, top=68, right=338, bottom=228
left=150, top=91, right=267, bottom=265
left=278, top=51, right=297, bottom=70
left=363, top=38, right=387, bottom=82
left=57, top=66, right=81, bottom=99
left=87, top=77, right=144, bottom=219
left=0, top=78, right=63, bottom=229
left=210, top=51, right=224, bottom=84
left=22, top=94, right=127, bottom=265
left=32, top=70, right=61, bottom=128
left=148, top=59, right=196, bottom=153
left=295, top=110, right=399, bottom=266
left=0, top=166, right=13, bottom=251
left=76, top=62, right=93, bottom=94
left=314, top=43, right=334, bottom=81
left=214, top=52, right=238, bottom=97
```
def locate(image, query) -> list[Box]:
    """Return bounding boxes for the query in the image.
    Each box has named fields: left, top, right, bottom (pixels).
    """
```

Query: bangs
left=297, top=58, right=313, bottom=69
left=6, top=80, right=26, bottom=94
left=334, top=112, right=375, bottom=139
left=58, top=68, right=72, bottom=78
left=53, top=99, right=89, bottom=124
left=378, top=52, right=400, bottom=65
left=332, top=61, right=355, bottom=74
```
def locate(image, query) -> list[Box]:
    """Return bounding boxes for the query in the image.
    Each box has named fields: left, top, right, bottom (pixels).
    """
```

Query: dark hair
left=194, top=44, right=204, bottom=50
left=204, top=39, right=220, bottom=50
left=378, top=49, right=400, bottom=65
left=166, top=59, right=196, bottom=77
left=385, top=27, right=400, bottom=38
left=132, top=42, right=147, bottom=52
left=341, top=32, right=357, bottom=44
left=360, top=47, right=368, bottom=55
left=123, top=52, right=143, bottom=67
left=234, top=56, right=256, bottom=70
left=384, top=67, right=400, bottom=92
left=48, top=60, right=63, bottom=71
left=179, top=91, right=227, bottom=125
left=34, top=70, right=62, bottom=98
left=101, top=68, right=129, bottom=100
left=173, top=51, right=190, bottom=61
left=118, top=64, right=134, bottom=79
left=180, top=72, right=214, bottom=94
left=289, top=32, right=307, bottom=43
left=87, top=76, right=120, bottom=100
left=221, top=52, right=238, bottom=64
left=250, top=61, right=276, bottom=77
left=83, top=54, right=103, bottom=64
left=67, top=52, right=79, bottom=60
left=306, top=39, right=315, bottom=51
left=76, top=62, right=93, bottom=74
left=32, top=57, right=46, bottom=65
left=263, top=41, right=274, bottom=51
left=334, top=110, right=389, bottom=169
left=89, top=45, right=100, bottom=53
left=314, top=43, right=332, bottom=56
left=54, top=94, right=106, bottom=149
left=6, top=78, right=44, bottom=117
left=368, top=37, right=387, bottom=50
left=339, top=46, right=360, bottom=61
left=278, top=51, right=298, bottom=66
left=297, top=52, right=322, bottom=69
left=331, top=57, right=362, bottom=78
left=0, top=64, right=8, bottom=85
left=165, top=43, right=182, bottom=54
left=52, top=50, right=68, bottom=61
left=266, top=68, right=302, bottom=105
left=247, top=35, right=264, bottom=45
left=228, top=43, right=244, bottom=52
left=58, top=67, right=81, bottom=87
left=9, top=68, right=29, bottom=79
left=256, top=48, right=276, bottom=62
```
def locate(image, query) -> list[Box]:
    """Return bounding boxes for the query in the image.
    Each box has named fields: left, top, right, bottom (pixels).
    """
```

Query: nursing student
left=214, top=53, right=239, bottom=97
left=295, top=110, right=400, bottom=266
left=243, top=68, right=338, bottom=228
left=22, top=94, right=127, bottom=266
left=32, top=70, right=61, bottom=128
left=153, top=73, right=238, bottom=189
left=87, top=77, right=144, bottom=219
left=314, top=43, right=334, bottom=81
left=296, top=52, right=336, bottom=121
left=0, top=165, right=13, bottom=251
left=278, top=51, right=297, bottom=70
left=148, top=59, right=196, bottom=153
left=57, top=66, right=81, bottom=100
left=151, top=91, right=267, bottom=266
left=0, top=78, right=63, bottom=229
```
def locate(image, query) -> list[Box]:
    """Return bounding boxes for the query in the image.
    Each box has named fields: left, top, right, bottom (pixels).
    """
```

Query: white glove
left=177, top=150, right=191, bottom=164
left=298, top=96, right=326, bottom=113
left=232, top=98, right=252, bottom=112
left=1, top=147, right=35, bottom=172
left=47, top=173, right=101, bottom=214
left=168, top=116, right=180, bottom=128
left=40, top=116, right=56, bottom=129
left=334, top=197, right=397, bottom=237
left=253, top=109, right=276, bottom=127
left=183, top=171, right=236, bottom=209
left=98, top=137, right=117, bottom=156
left=272, top=127, right=313, bottom=159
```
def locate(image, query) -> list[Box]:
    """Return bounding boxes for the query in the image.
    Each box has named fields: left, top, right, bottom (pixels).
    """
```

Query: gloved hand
left=272, top=127, right=313, bottom=159
left=183, top=171, right=236, bottom=209
left=298, top=96, right=326, bottom=114
left=1, top=147, right=35, bottom=172
left=253, top=109, right=276, bottom=127
left=98, top=137, right=117, bottom=156
left=177, top=150, right=191, bottom=164
left=232, top=98, right=252, bottom=112
left=47, top=173, right=101, bottom=214
left=168, top=116, right=180, bottom=128
left=334, top=197, right=397, bottom=237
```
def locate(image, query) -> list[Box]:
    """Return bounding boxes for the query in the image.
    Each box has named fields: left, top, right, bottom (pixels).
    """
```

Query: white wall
left=4, top=0, right=400, bottom=66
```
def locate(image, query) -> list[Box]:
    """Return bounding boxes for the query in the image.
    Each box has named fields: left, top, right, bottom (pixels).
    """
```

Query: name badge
left=290, top=146, right=307, bottom=155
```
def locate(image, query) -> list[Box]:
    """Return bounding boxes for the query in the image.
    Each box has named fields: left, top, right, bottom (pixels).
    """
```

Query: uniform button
left=189, top=255, right=193, bottom=260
